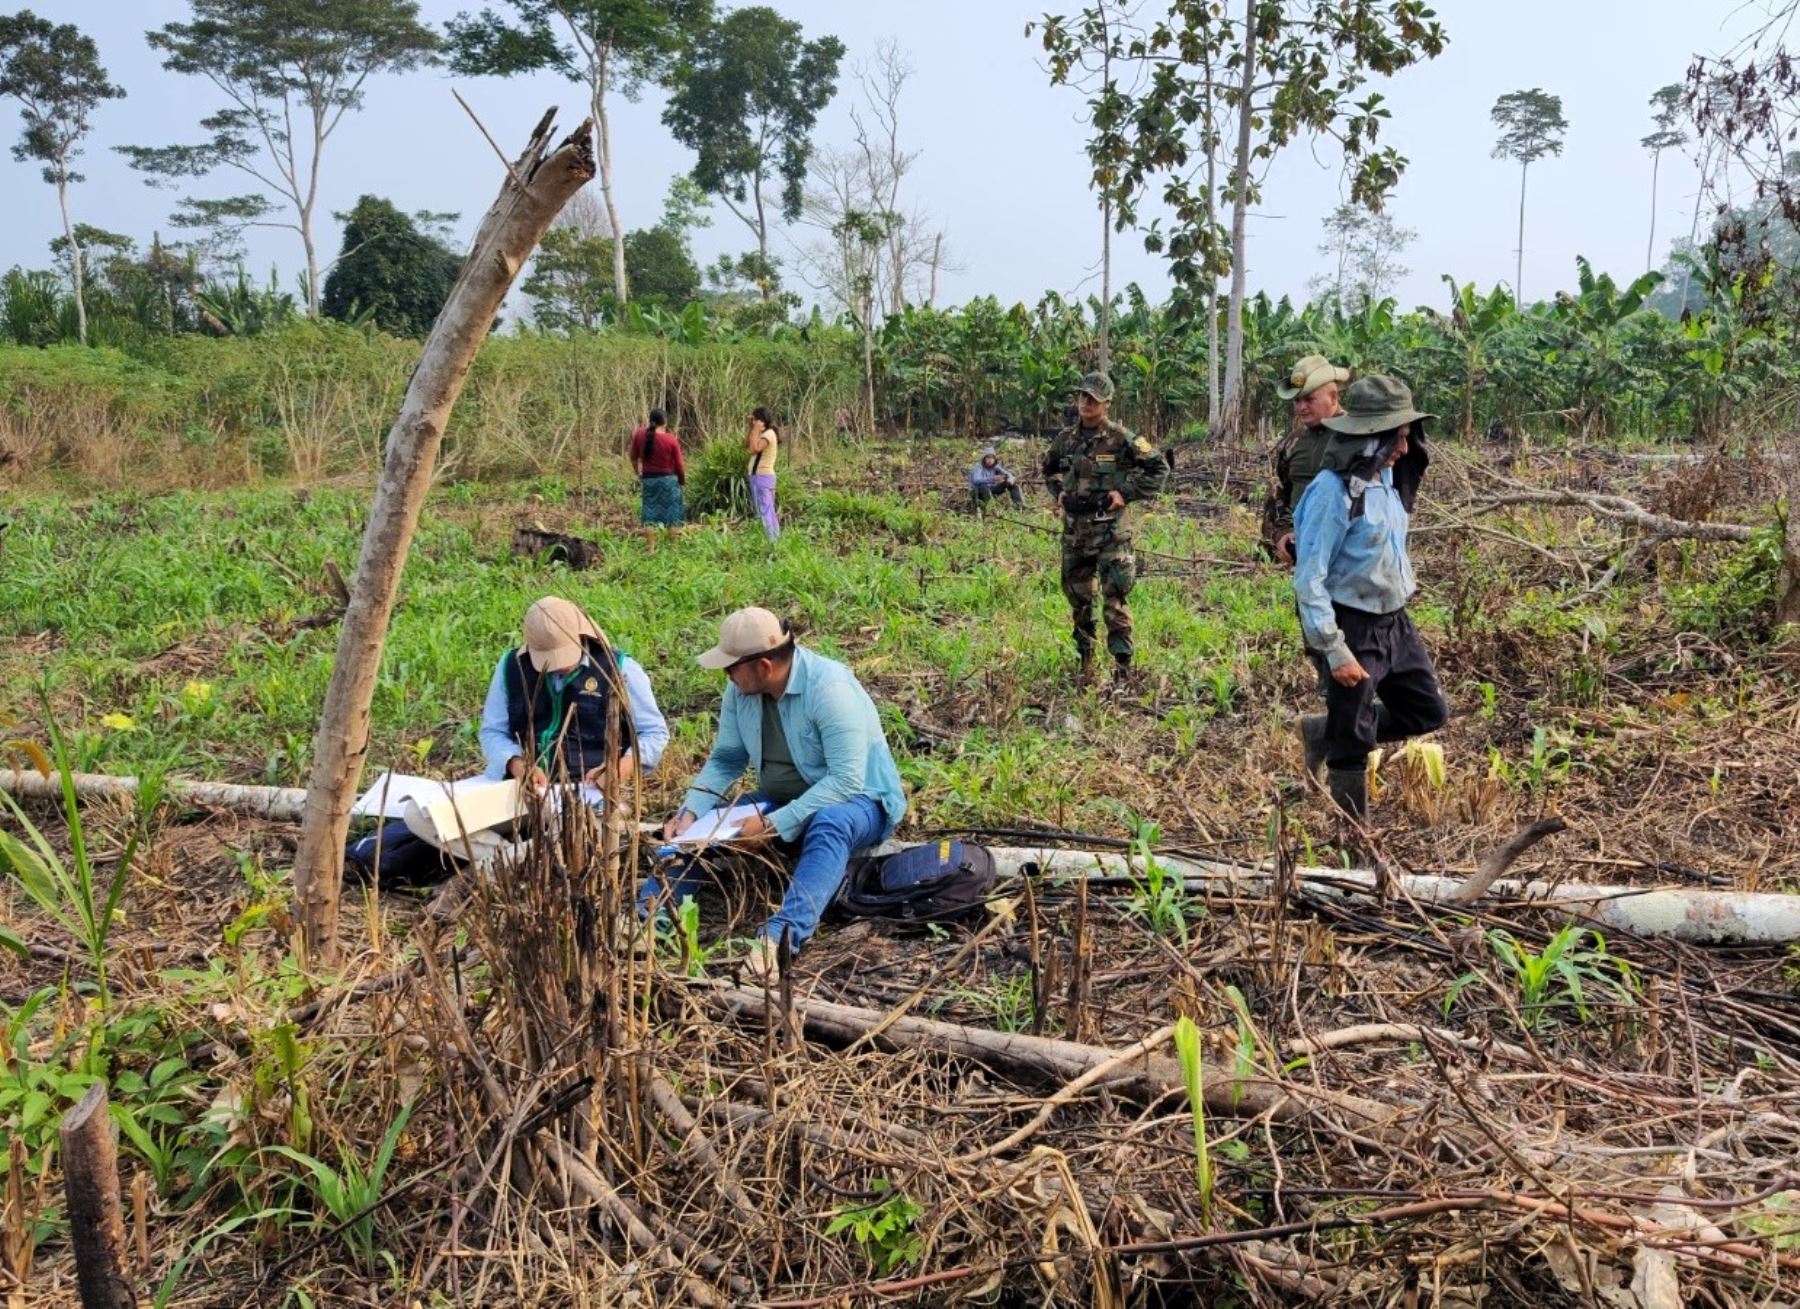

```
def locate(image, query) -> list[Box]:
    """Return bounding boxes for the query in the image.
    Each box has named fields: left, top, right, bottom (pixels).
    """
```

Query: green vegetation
left=823, top=1180, right=925, bottom=1275
left=1445, top=924, right=1641, bottom=1033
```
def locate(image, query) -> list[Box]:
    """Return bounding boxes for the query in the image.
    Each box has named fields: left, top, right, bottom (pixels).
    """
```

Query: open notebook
left=668, top=801, right=767, bottom=846
left=353, top=772, right=603, bottom=851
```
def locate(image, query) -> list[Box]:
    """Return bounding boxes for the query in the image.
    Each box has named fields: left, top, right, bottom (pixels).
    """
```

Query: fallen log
left=967, top=846, right=1800, bottom=948
left=512, top=525, right=602, bottom=569
left=8, top=772, right=1797, bottom=945
left=0, top=770, right=306, bottom=823
left=711, top=984, right=1403, bottom=1135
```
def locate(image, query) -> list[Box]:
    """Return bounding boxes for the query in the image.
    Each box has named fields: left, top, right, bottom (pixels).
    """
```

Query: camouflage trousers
left=1061, top=536, right=1137, bottom=664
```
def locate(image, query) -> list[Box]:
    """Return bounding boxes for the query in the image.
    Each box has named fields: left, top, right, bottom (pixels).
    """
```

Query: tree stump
left=59, top=1085, right=136, bottom=1309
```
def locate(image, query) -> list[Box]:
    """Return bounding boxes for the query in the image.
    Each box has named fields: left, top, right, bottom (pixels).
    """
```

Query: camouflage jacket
left=1259, top=422, right=1334, bottom=560
left=1042, top=419, right=1168, bottom=548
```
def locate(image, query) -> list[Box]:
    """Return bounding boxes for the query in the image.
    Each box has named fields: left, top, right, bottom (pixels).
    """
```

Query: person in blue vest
left=478, top=596, right=669, bottom=789
left=641, top=606, right=906, bottom=980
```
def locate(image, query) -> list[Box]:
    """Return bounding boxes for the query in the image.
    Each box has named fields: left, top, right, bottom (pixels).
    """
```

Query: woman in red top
left=630, top=408, right=686, bottom=526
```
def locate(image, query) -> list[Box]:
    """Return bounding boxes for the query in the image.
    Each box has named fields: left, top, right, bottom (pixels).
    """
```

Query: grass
left=0, top=452, right=1303, bottom=835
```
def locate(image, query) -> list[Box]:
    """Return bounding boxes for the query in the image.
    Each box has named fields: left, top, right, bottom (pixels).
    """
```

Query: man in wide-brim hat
left=1261, top=353, right=1350, bottom=564
left=1291, top=374, right=1448, bottom=820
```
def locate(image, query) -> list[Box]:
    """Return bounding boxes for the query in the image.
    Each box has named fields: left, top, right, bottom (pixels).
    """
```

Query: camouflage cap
left=1275, top=354, right=1351, bottom=401
left=1075, top=371, right=1115, bottom=403
left=1321, top=374, right=1434, bottom=438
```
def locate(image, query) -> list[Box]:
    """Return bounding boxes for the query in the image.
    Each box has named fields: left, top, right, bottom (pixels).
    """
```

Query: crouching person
left=479, top=596, right=669, bottom=789
left=642, top=607, right=906, bottom=980
left=1292, top=376, right=1448, bottom=821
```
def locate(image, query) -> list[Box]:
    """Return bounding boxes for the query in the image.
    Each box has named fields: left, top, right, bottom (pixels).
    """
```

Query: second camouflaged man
left=1260, top=354, right=1350, bottom=564
left=1041, top=371, right=1168, bottom=684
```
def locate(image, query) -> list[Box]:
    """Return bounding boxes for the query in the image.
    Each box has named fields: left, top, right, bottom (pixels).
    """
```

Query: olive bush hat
left=1275, top=354, right=1351, bottom=401
left=1320, top=374, right=1434, bottom=437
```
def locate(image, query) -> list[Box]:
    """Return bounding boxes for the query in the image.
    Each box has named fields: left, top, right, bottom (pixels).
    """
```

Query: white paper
left=669, top=801, right=767, bottom=846
left=352, top=771, right=507, bottom=820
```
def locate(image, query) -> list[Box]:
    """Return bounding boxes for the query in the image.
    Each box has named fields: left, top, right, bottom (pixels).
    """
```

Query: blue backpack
left=830, top=839, right=996, bottom=925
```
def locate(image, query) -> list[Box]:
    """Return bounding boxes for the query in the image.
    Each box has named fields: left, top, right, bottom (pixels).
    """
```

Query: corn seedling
left=0, top=707, right=161, bottom=1012
left=265, top=1099, right=416, bottom=1273
left=1445, top=924, right=1640, bottom=1032
left=1122, top=814, right=1194, bottom=943
left=1172, top=1016, right=1214, bottom=1223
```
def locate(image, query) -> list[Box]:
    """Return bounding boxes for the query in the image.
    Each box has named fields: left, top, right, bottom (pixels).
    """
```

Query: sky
left=2, top=0, right=1763, bottom=318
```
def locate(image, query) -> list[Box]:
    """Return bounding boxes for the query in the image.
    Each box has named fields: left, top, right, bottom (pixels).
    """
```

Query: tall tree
left=119, top=0, right=438, bottom=316
left=1036, top=1, right=1447, bottom=439
left=321, top=195, right=462, bottom=335
left=663, top=5, right=845, bottom=301
left=1490, top=87, right=1567, bottom=304
left=1307, top=202, right=1415, bottom=309
left=0, top=11, right=125, bottom=346
left=444, top=0, right=712, bottom=303
left=1641, top=84, right=1687, bottom=274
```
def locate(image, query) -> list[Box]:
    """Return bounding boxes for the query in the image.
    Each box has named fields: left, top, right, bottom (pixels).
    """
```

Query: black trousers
left=1308, top=605, right=1448, bottom=769
left=972, top=482, right=1024, bottom=509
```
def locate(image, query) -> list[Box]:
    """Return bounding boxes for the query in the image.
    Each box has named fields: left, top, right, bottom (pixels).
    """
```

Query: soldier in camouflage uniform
left=1259, top=355, right=1351, bottom=564
left=1041, top=371, right=1169, bottom=683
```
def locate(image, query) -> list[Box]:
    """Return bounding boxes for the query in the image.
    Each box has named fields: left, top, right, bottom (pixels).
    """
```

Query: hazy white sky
left=4, top=0, right=1757, bottom=316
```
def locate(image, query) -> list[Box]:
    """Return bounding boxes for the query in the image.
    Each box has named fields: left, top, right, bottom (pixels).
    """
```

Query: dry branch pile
left=367, top=796, right=1800, bottom=1307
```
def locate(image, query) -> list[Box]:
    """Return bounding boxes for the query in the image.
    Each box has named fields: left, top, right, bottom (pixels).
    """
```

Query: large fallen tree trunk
left=290, top=110, right=596, bottom=964
left=964, top=845, right=1800, bottom=948
left=9, top=769, right=1796, bottom=946
left=0, top=770, right=307, bottom=822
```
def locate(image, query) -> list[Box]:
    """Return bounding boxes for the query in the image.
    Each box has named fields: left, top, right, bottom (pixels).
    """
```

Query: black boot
left=1299, top=715, right=1328, bottom=779
left=1326, top=764, right=1367, bottom=821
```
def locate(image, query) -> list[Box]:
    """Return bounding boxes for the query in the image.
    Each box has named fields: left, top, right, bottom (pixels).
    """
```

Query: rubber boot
left=1111, top=656, right=1132, bottom=687
left=1326, top=764, right=1367, bottom=821
left=1299, top=715, right=1328, bottom=779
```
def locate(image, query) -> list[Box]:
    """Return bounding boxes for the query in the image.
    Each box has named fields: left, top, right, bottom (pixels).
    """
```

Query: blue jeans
left=638, top=792, right=886, bottom=949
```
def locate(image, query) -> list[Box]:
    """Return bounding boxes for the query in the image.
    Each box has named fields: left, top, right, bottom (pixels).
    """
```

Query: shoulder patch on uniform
left=1133, top=437, right=1154, bottom=456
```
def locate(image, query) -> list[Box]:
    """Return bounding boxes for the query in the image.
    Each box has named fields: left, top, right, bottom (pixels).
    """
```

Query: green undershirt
left=757, top=695, right=809, bottom=807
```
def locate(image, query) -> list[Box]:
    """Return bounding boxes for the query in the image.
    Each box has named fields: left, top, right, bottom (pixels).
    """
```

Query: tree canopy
left=662, top=5, right=844, bottom=288
left=120, top=0, right=438, bottom=314
left=321, top=195, right=461, bottom=335
left=0, top=9, right=125, bottom=342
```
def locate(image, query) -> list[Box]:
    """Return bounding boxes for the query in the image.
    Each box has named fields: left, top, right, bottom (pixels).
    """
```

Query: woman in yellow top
left=747, top=405, right=781, bottom=540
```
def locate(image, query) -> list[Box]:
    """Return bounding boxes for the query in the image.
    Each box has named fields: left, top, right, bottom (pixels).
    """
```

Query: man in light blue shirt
left=1293, top=376, right=1448, bottom=820
left=477, top=596, right=668, bottom=788
left=643, top=606, right=906, bottom=980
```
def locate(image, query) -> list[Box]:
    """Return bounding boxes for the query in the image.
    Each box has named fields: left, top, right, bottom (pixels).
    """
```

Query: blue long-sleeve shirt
left=680, top=645, right=906, bottom=844
left=479, top=651, right=668, bottom=779
left=1292, top=467, right=1417, bottom=670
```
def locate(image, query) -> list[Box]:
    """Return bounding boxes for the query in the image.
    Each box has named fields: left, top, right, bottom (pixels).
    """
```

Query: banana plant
left=1424, top=277, right=1518, bottom=436
left=1547, top=257, right=1665, bottom=438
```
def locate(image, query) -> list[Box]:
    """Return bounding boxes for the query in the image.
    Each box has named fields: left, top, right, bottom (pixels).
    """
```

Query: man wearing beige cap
left=1260, top=354, right=1350, bottom=565
left=478, top=596, right=669, bottom=787
left=641, top=607, right=906, bottom=978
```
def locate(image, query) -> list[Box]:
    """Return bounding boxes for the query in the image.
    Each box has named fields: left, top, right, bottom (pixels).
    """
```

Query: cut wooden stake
left=289, top=110, right=596, bottom=963
left=59, top=1085, right=136, bottom=1309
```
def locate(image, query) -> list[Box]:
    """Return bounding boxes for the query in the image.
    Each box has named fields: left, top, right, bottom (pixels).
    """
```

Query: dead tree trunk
left=60, top=1086, right=136, bottom=1309
left=290, top=111, right=596, bottom=963
left=1779, top=454, right=1800, bottom=627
